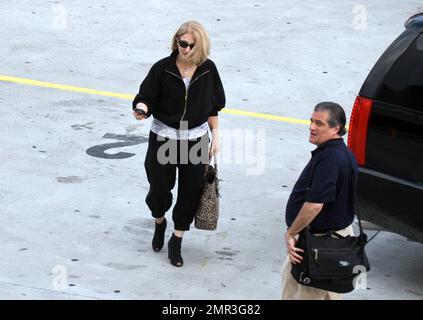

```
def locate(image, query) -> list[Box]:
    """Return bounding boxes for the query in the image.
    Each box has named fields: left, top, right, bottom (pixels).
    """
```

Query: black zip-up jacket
left=132, top=51, right=226, bottom=129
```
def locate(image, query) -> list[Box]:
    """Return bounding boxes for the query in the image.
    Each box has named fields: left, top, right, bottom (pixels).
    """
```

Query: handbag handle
left=209, top=154, right=218, bottom=171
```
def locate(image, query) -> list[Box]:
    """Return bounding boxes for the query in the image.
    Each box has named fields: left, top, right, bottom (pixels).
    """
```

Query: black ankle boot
left=168, top=233, right=183, bottom=267
left=152, top=218, right=167, bottom=252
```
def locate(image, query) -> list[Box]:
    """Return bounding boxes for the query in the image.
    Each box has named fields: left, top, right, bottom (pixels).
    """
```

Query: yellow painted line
left=0, top=75, right=134, bottom=100
left=221, top=108, right=309, bottom=124
left=0, top=74, right=309, bottom=125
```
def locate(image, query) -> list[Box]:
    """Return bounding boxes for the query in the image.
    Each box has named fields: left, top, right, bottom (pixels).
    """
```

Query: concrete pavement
left=1, top=0, right=422, bottom=299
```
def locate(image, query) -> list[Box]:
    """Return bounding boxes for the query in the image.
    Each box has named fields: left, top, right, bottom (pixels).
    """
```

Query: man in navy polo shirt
left=281, top=102, right=358, bottom=300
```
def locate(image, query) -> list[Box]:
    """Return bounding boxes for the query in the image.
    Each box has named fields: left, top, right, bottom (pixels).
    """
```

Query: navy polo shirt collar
left=311, top=138, right=344, bottom=156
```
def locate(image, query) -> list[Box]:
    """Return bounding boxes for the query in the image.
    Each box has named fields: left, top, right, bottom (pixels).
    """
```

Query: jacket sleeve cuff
left=132, top=96, right=152, bottom=117
left=210, top=105, right=225, bottom=116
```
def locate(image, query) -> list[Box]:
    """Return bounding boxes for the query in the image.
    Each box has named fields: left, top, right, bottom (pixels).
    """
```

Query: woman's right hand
left=133, top=103, right=149, bottom=120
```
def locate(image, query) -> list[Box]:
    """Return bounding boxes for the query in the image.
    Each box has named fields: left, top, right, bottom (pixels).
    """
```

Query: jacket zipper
left=314, top=249, right=318, bottom=261
left=164, top=69, right=210, bottom=122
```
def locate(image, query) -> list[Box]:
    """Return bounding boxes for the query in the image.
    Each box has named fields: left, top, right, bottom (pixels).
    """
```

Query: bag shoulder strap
left=336, top=146, right=380, bottom=244
left=306, top=144, right=374, bottom=241
left=333, top=147, right=365, bottom=236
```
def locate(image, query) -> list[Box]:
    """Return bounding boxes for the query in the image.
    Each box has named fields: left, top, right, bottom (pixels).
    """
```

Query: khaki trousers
left=280, top=224, right=354, bottom=300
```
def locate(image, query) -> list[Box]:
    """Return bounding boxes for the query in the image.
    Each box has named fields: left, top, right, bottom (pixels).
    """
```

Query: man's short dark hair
left=314, top=102, right=347, bottom=136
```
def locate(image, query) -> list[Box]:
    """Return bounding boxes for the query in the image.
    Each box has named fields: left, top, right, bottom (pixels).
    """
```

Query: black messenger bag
left=290, top=226, right=370, bottom=293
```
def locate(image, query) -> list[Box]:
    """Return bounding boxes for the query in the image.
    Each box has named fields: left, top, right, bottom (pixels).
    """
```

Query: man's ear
left=333, top=125, right=341, bottom=136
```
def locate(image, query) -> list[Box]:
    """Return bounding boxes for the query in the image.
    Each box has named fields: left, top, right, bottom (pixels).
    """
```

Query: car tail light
left=348, top=96, right=373, bottom=165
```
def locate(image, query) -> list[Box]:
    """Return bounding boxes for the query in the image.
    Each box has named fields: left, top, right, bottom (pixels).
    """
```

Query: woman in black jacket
left=132, top=21, right=225, bottom=267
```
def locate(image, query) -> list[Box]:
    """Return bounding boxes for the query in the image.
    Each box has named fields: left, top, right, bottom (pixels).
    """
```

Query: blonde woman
left=132, top=21, right=225, bottom=267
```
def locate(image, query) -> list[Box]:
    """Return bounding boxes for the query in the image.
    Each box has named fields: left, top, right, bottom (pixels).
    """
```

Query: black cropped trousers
left=144, top=131, right=209, bottom=231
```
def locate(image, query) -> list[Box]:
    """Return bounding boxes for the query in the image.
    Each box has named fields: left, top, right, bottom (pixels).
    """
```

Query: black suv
left=348, top=13, right=423, bottom=243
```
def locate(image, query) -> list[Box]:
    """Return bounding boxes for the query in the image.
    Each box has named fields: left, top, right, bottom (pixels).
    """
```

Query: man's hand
left=285, top=231, right=304, bottom=264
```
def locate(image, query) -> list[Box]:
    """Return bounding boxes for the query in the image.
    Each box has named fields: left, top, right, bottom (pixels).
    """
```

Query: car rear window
left=378, top=33, right=423, bottom=112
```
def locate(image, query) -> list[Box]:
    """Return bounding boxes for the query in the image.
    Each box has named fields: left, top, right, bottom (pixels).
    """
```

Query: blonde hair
left=171, top=21, right=210, bottom=66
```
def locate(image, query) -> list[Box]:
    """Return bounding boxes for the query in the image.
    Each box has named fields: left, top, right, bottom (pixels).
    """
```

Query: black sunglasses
left=178, top=40, right=195, bottom=49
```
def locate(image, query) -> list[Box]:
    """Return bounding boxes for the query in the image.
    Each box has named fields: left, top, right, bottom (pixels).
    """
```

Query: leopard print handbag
left=194, top=157, right=220, bottom=230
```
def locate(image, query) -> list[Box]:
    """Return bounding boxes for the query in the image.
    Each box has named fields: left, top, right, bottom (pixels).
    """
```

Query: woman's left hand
left=209, top=139, right=220, bottom=158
